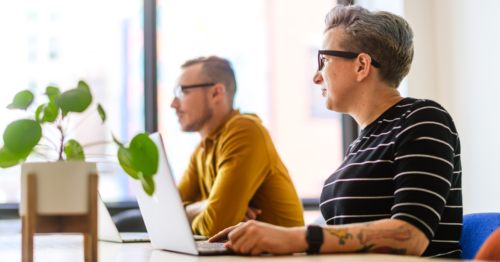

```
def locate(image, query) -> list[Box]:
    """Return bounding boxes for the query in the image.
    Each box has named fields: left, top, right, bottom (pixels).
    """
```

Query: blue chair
left=459, top=213, right=500, bottom=259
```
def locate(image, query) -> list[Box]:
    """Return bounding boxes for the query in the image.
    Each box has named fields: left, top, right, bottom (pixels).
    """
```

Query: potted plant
left=0, top=81, right=159, bottom=216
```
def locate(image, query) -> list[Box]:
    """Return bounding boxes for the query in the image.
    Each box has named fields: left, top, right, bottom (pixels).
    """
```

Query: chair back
left=459, top=213, right=500, bottom=259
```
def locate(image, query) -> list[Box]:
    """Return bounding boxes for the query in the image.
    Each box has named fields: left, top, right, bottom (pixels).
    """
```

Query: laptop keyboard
left=196, top=242, right=227, bottom=251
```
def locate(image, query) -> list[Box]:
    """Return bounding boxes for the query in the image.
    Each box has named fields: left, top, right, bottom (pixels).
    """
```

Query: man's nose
left=313, top=70, right=323, bottom=85
left=170, top=97, right=179, bottom=108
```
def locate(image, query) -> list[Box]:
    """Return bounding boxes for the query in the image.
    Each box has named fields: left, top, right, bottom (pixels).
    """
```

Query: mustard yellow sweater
left=178, top=110, right=304, bottom=237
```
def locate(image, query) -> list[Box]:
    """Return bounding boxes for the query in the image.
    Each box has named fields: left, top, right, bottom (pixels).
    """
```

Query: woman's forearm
left=318, top=219, right=429, bottom=256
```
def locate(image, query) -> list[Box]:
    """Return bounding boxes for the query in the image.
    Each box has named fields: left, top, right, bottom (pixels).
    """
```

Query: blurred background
left=0, top=0, right=499, bottom=226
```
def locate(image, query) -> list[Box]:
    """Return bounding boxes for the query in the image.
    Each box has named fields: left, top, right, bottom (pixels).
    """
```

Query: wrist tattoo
left=357, top=225, right=411, bottom=244
left=324, top=228, right=353, bottom=245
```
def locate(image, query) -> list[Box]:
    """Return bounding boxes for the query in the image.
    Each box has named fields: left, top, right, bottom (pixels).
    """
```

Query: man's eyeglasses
left=173, top=83, right=215, bottom=100
left=318, top=50, right=381, bottom=71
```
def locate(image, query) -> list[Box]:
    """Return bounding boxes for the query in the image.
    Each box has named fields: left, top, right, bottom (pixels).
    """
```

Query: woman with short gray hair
left=209, top=5, right=462, bottom=258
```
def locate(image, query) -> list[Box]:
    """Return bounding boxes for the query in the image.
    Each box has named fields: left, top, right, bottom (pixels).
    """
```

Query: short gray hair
left=181, top=56, right=237, bottom=106
left=325, top=5, right=414, bottom=88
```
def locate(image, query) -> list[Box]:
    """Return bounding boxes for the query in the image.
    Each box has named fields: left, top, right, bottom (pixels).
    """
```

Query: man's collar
left=206, top=109, right=241, bottom=141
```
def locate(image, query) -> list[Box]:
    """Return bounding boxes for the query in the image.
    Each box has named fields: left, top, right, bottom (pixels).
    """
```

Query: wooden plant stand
left=22, top=174, right=99, bottom=262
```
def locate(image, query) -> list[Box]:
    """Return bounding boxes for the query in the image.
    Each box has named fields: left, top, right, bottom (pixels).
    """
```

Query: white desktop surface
left=0, top=233, right=467, bottom=262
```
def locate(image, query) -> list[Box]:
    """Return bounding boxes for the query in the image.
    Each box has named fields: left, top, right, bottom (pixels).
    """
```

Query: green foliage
left=114, top=134, right=159, bottom=195
left=56, top=81, right=92, bottom=113
left=1, top=81, right=158, bottom=197
left=112, top=133, right=124, bottom=147
left=97, top=104, right=106, bottom=123
left=129, top=134, right=159, bottom=176
left=117, top=146, right=139, bottom=179
left=139, top=172, right=155, bottom=196
left=35, top=105, right=45, bottom=122
left=36, top=103, right=59, bottom=123
left=0, top=147, right=29, bottom=168
left=64, top=140, right=85, bottom=161
left=7, top=90, right=34, bottom=110
left=3, top=120, right=41, bottom=155
left=45, top=86, right=60, bottom=103
left=34, top=87, right=61, bottom=123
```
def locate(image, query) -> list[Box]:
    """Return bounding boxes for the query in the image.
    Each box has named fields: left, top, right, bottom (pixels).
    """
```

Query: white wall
left=405, top=0, right=500, bottom=214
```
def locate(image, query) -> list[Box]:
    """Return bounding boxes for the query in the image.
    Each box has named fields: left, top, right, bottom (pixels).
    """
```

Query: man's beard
left=183, top=101, right=213, bottom=132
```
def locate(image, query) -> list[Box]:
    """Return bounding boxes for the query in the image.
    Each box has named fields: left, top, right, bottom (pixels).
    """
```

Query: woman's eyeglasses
left=318, top=50, right=381, bottom=71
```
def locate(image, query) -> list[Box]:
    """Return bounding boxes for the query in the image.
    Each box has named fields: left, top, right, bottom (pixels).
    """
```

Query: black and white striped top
left=320, top=98, right=462, bottom=258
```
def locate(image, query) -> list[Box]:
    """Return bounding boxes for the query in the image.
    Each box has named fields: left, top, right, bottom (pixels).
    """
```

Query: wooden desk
left=0, top=234, right=461, bottom=262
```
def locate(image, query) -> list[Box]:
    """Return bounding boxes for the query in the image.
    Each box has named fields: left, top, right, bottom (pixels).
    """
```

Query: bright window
left=0, top=0, right=144, bottom=203
left=157, top=0, right=344, bottom=199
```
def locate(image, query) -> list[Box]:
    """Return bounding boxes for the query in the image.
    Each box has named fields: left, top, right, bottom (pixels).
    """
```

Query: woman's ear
left=356, top=53, right=372, bottom=82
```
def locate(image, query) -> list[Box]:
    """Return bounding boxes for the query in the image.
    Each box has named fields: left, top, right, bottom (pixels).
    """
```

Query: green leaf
left=35, top=103, right=59, bottom=123
left=0, top=147, right=29, bottom=168
left=77, top=81, right=90, bottom=91
left=41, top=102, right=59, bottom=122
left=117, top=147, right=139, bottom=179
left=56, top=82, right=92, bottom=113
left=112, top=133, right=124, bottom=148
left=139, top=172, right=155, bottom=196
left=64, top=139, right=85, bottom=161
left=62, top=109, right=68, bottom=118
left=3, top=120, right=41, bottom=154
left=45, top=86, right=60, bottom=103
left=36, top=104, right=45, bottom=122
left=7, top=90, right=34, bottom=110
left=97, top=104, right=106, bottom=123
left=129, top=134, right=159, bottom=177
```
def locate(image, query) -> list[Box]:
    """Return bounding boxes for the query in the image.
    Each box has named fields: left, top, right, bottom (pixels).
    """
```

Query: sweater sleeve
left=191, top=119, right=269, bottom=237
left=391, top=102, right=458, bottom=240
left=177, top=148, right=202, bottom=206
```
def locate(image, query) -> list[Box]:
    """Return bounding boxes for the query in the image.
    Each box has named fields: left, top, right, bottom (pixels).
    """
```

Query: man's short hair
left=325, top=5, right=414, bottom=88
left=181, top=56, right=237, bottom=106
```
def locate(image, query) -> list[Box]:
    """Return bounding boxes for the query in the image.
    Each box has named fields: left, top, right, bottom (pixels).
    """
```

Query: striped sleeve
left=391, top=103, right=456, bottom=240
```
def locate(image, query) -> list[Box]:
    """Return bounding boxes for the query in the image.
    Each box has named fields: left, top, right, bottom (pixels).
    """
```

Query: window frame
left=0, top=0, right=361, bottom=218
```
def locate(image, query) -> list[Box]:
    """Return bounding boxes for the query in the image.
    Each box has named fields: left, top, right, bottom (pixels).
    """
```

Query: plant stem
left=32, top=151, right=57, bottom=162
left=58, top=125, right=64, bottom=161
left=63, top=113, right=71, bottom=134
left=43, top=124, right=60, bottom=139
left=41, top=136, right=59, bottom=151
left=68, top=108, right=96, bottom=135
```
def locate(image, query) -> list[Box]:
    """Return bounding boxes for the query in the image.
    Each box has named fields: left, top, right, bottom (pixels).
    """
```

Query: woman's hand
left=224, top=220, right=308, bottom=256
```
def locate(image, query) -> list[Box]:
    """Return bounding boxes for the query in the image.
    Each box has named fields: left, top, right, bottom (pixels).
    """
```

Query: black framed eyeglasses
left=318, top=50, right=381, bottom=71
left=173, top=83, right=216, bottom=99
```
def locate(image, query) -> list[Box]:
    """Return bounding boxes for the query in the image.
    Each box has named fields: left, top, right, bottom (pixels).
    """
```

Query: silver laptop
left=130, top=133, right=231, bottom=255
left=97, top=193, right=150, bottom=243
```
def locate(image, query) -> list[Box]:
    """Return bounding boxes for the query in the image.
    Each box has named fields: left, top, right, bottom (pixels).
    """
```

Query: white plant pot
left=19, top=162, right=97, bottom=216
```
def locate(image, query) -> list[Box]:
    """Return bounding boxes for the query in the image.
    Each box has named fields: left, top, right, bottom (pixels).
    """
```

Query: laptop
left=129, top=133, right=231, bottom=255
left=97, top=193, right=207, bottom=243
left=97, top=193, right=150, bottom=243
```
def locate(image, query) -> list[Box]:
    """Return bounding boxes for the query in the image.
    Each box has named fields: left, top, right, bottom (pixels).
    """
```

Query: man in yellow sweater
left=170, top=56, right=304, bottom=237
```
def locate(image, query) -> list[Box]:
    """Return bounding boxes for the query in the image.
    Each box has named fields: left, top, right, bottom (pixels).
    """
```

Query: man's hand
left=223, top=220, right=308, bottom=256
left=243, top=207, right=262, bottom=222
left=208, top=223, right=243, bottom=243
